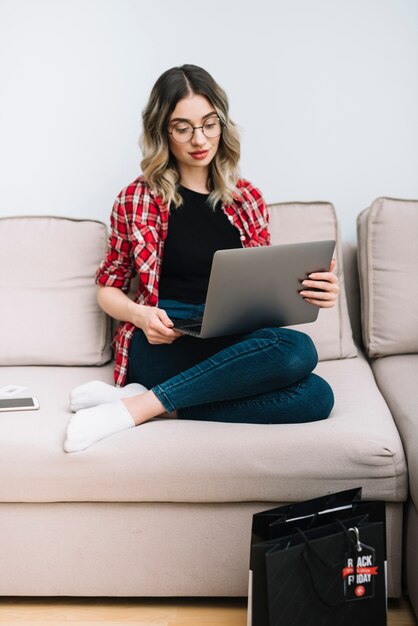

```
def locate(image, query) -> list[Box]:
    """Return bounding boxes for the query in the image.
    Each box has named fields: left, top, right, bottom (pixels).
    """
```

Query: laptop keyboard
left=178, top=323, right=202, bottom=336
left=172, top=319, right=203, bottom=336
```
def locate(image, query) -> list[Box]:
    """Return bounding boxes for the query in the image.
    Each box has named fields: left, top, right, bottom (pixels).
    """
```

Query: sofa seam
left=366, top=201, right=376, bottom=357
left=333, top=203, right=345, bottom=359
left=0, top=215, right=107, bottom=226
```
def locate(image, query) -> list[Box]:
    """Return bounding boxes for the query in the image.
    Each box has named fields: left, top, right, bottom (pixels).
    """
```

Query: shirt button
left=240, top=235, right=245, bottom=241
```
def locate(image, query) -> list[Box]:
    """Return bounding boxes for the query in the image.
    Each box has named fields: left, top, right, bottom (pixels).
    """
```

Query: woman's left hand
left=299, top=259, right=340, bottom=308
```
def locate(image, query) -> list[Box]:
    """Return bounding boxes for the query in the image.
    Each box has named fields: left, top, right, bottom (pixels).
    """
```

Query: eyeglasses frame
left=167, top=115, right=224, bottom=143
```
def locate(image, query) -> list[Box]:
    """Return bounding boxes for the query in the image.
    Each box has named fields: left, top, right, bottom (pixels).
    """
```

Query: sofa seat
left=0, top=354, right=407, bottom=504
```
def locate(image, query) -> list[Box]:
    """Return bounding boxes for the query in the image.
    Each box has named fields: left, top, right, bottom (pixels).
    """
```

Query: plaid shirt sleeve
left=236, top=179, right=271, bottom=247
left=95, top=196, right=135, bottom=293
left=95, top=178, right=168, bottom=387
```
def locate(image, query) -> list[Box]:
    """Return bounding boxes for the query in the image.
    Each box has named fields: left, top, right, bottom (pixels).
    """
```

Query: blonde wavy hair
left=140, top=65, right=241, bottom=208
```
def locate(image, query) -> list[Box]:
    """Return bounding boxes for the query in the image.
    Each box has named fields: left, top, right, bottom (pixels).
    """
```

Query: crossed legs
left=64, top=328, right=333, bottom=452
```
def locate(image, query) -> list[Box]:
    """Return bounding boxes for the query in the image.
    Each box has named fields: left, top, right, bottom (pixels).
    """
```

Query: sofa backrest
left=0, top=216, right=112, bottom=366
left=1, top=205, right=358, bottom=367
left=268, top=201, right=357, bottom=361
left=357, top=197, right=418, bottom=358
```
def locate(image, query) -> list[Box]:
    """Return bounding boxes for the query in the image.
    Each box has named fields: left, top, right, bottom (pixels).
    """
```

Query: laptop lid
left=198, top=240, right=336, bottom=338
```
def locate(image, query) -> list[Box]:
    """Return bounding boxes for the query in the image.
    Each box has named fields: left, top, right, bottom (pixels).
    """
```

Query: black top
left=158, top=186, right=242, bottom=303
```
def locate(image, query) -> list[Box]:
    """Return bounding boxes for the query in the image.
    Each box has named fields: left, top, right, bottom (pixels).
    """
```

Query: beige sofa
left=0, top=200, right=410, bottom=602
left=357, top=197, right=418, bottom=617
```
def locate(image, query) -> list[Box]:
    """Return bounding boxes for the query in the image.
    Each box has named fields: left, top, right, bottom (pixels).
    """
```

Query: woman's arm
left=97, top=285, right=182, bottom=344
left=299, top=258, right=340, bottom=308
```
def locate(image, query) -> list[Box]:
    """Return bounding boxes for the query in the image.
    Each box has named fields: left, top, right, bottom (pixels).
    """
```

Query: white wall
left=1, top=0, right=417, bottom=242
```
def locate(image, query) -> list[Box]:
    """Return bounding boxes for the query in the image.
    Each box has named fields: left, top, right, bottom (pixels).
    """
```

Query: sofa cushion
left=0, top=216, right=111, bottom=366
left=0, top=356, right=407, bottom=503
left=269, top=202, right=357, bottom=361
left=357, top=197, right=418, bottom=357
left=372, top=354, right=418, bottom=504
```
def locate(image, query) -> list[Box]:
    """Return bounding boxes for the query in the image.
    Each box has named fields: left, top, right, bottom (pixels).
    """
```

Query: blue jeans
left=127, top=299, right=334, bottom=424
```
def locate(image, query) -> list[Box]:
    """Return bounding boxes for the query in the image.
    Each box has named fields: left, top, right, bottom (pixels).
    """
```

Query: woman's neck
left=178, top=167, right=210, bottom=194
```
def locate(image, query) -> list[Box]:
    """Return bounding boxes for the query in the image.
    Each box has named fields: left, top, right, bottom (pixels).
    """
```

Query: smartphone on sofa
left=0, top=397, right=40, bottom=412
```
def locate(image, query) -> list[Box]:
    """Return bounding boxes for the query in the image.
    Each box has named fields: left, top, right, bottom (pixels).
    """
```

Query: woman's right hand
left=129, top=303, right=183, bottom=344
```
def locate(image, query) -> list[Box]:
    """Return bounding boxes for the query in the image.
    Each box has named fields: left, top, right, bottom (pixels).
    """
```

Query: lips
left=189, top=150, right=209, bottom=160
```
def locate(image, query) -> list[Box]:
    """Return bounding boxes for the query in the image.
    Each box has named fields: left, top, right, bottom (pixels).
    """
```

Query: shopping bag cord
left=295, top=522, right=358, bottom=608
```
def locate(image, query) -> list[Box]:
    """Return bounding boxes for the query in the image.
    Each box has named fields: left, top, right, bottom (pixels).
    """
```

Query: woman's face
left=167, top=93, right=221, bottom=175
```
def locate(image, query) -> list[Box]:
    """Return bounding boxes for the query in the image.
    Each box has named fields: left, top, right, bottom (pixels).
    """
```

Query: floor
left=0, top=596, right=416, bottom=625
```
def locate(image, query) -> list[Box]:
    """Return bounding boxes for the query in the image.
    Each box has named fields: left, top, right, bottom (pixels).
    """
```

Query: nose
left=190, top=126, right=206, bottom=147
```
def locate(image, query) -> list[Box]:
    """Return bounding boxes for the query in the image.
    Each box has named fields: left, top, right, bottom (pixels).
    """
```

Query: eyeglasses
left=167, top=115, right=223, bottom=143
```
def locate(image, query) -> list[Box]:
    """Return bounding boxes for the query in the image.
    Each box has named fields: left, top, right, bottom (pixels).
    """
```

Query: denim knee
left=288, top=329, right=318, bottom=371
left=253, top=327, right=318, bottom=375
left=307, top=374, right=334, bottom=421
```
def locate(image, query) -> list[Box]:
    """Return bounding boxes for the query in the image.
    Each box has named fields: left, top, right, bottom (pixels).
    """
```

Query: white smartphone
left=0, top=397, right=40, bottom=412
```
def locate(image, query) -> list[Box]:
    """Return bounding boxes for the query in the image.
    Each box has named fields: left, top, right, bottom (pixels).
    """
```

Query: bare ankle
left=122, top=391, right=167, bottom=426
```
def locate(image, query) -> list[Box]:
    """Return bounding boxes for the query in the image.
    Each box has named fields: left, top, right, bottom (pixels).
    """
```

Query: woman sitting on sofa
left=64, top=64, right=339, bottom=453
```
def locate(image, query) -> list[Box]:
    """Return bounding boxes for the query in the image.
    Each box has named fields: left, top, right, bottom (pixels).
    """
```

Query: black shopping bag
left=248, top=488, right=387, bottom=626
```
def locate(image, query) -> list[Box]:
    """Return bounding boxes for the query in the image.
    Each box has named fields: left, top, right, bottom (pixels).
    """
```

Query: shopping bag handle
left=296, top=522, right=358, bottom=608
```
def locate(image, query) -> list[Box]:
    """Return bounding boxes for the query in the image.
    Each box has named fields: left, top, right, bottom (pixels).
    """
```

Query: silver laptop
left=171, top=240, right=336, bottom=338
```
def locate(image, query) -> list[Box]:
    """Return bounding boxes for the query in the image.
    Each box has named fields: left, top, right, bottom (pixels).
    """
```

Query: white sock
left=64, top=400, right=136, bottom=453
left=69, top=380, right=147, bottom=412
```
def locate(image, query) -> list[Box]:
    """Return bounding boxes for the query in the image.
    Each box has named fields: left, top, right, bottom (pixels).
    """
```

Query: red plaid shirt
left=96, top=175, right=270, bottom=386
